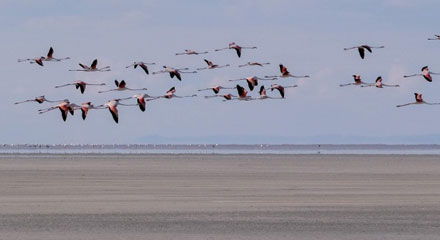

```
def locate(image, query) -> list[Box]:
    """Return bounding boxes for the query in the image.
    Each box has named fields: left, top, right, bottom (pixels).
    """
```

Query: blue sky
left=2, top=0, right=440, bottom=144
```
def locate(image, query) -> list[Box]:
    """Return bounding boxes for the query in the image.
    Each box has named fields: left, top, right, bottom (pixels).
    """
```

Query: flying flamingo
left=69, top=59, right=111, bottom=72
left=152, top=66, right=197, bottom=81
left=120, top=93, right=159, bottom=112
left=344, top=45, right=384, bottom=59
left=235, top=84, right=252, bottom=101
left=95, top=99, right=137, bottom=124
left=396, top=93, right=440, bottom=108
left=269, top=84, right=298, bottom=98
left=196, top=59, right=230, bottom=70
left=55, top=80, right=106, bottom=94
left=265, top=64, right=310, bottom=79
left=215, top=42, right=257, bottom=58
left=77, top=102, right=104, bottom=120
left=18, top=47, right=70, bottom=66
left=158, top=87, right=197, bottom=99
left=125, top=61, right=156, bottom=75
left=340, top=75, right=371, bottom=87
left=198, top=85, right=235, bottom=94
left=204, top=93, right=236, bottom=101
left=361, top=76, right=399, bottom=88
left=175, top=49, right=208, bottom=55
left=228, top=76, right=277, bottom=91
left=38, top=99, right=77, bottom=122
left=404, top=66, right=440, bottom=82
left=14, top=95, right=63, bottom=105
left=428, top=35, right=440, bottom=40
left=98, top=80, right=148, bottom=93
left=238, top=62, right=270, bottom=68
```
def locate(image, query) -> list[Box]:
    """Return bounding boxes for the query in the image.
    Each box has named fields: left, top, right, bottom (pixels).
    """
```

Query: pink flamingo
left=396, top=93, right=440, bottom=107
left=77, top=102, right=105, bottom=120
left=38, top=99, right=77, bottom=122
left=204, top=93, right=236, bottom=101
left=175, top=49, right=208, bottom=55
left=55, top=80, right=106, bottom=94
left=198, top=85, right=235, bottom=94
left=125, top=61, right=156, bottom=75
left=158, top=87, right=197, bottom=99
left=238, top=62, right=270, bottom=68
left=361, top=76, right=399, bottom=88
left=265, top=64, right=310, bottom=79
left=120, top=93, right=159, bottom=112
left=228, top=76, right=277, bottom=91
left=69, top=59, right=111, bottom=72
left=95, top=99, right=137, bottom=124
left=340, top=75, right=372, bottom=87
left=98, top=80, right=147, bottom=93
left=344, top=45, right=384, bottom=59
left=404, top=66, right=440, bottom=82
left=152, top=66, right=197, bottom=81
left=215, top=42, right=257, bottom=58
left=14, top=95, right=63, bottom=105
left=18, top=47, right=70, bottom=66
left=196, top=59, right=230, bottom=70
left=269, top=84, right=298, bottom=98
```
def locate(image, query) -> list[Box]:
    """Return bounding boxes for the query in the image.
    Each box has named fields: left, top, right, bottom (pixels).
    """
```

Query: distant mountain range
left=137, top=134, right=440, bottom=144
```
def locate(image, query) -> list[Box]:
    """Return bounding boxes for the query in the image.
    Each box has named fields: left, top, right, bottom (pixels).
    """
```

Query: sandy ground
left=0, top=154, right=439, bottom=239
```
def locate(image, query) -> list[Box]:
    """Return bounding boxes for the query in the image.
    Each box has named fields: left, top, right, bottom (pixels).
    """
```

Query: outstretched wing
left=358, top=47, right=365, bottom=59
left=91, top=59, right=98, bottom=69
left=47, top=47, right=54, bottom=58
left=139, top=63, right=149, bottom=75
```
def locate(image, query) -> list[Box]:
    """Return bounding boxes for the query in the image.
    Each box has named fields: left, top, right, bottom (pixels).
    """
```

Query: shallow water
left=1, top=144, right=440, bottom=155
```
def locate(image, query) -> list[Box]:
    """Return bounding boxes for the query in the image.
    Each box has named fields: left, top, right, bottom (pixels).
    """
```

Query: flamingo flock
left=15, top=36, right=440, bottom=124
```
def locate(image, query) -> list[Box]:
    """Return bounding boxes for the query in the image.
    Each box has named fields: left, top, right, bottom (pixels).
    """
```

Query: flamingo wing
left=91, top=59, right=98, bottom=69
left=47, top=47, right=54, bottom=58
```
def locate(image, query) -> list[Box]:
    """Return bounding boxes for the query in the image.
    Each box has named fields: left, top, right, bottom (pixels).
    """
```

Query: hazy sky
left=2, top=0, right=440, bottom=144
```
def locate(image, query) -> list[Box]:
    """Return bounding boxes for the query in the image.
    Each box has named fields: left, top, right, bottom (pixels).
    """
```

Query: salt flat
left=0, top=154, right=439, bottom=239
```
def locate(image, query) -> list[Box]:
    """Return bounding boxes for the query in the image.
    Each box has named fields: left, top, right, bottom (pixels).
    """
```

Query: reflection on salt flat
left=1, top=144, right=440, bottom=155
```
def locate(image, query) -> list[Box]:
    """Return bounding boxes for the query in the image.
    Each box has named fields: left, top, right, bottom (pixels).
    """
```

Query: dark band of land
left=0, top=154, right=439, bottom=239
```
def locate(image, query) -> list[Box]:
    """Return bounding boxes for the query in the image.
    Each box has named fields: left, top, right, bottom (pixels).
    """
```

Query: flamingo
left=14, top=95, right=63, bottom=105
left=158, top=87, right=197, bottom=99
left=125, top=61, right=156, bottom=75
left=215, top=42, right=257, bottom=58
left=38, top=99, right=77, bottom=122
left=77, top=102, right=105, bottom=120
left=265, top=64, right=310, bottom=79
left=98, top=80, right=148, bottom=93
left=55, top=81, right=106, bottom=94
left=396, top=93, right=440, bottom=107
left=361, top=76, right=399, bottom=88
left=204, top=93, right=236, bottom=101
left=69, top=59, right=111, bottom=72
left=403, top=66, right=440, bottom=82
left=235, top=84, right=252, bottom=101
left=17, top=47, right=70, bottom=66
left=152, top=66, right=197, bottom=81
left=428, top=35, right=440, bottom=40
left=269, top=84, right=298, bottom=98
left=196, top=59, right=230, bottom=70
left=175, top=49, right=208, bottom=55
left=238, top=62, right=270, bottom=68
left=95, top=99, right=137, bottom=124
left=198, top=85, right=235, bottom=94
left=120, top=93, right=159, bottom=112
left=340, top=75, right=371, bottom=87
left=344, top=45, right=384, bottom=59
left=228, top=76, right=277, bottom=91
